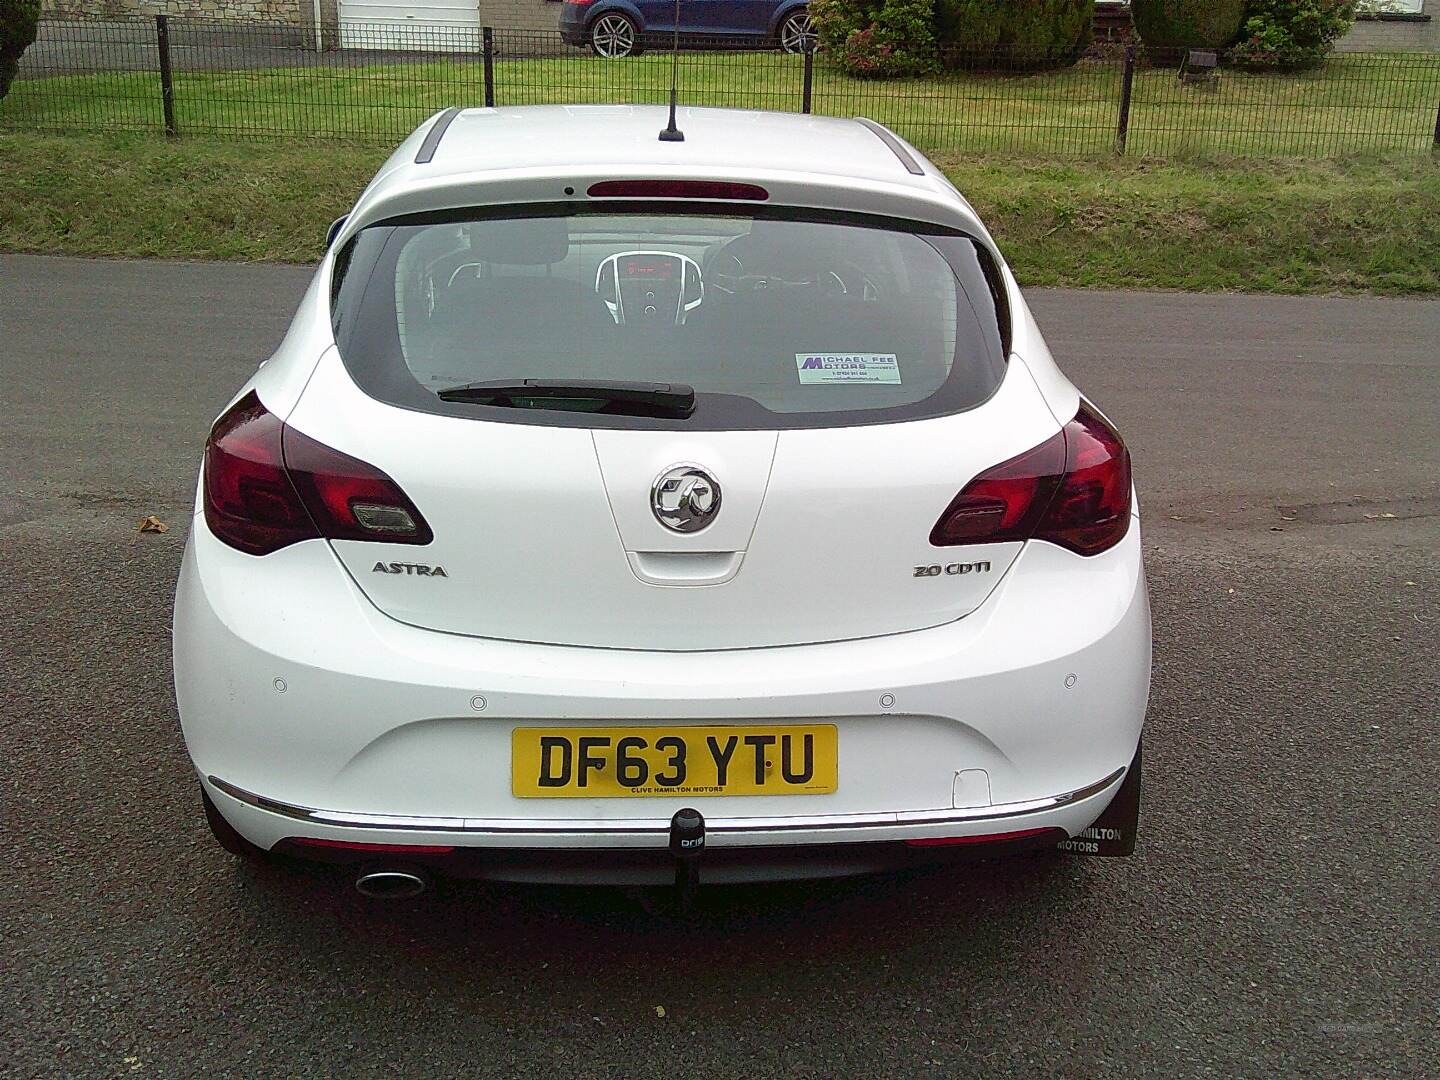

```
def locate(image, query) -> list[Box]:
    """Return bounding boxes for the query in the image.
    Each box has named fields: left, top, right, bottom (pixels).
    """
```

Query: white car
left=174, top=105, right=1149, bottom=897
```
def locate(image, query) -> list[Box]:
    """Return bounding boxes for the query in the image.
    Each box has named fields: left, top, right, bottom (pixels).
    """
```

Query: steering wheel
left=824, top=259, right=882, bottom=301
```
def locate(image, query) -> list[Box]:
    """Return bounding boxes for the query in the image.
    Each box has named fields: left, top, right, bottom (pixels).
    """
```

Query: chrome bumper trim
left=206, top=767, right=1125, bottom=838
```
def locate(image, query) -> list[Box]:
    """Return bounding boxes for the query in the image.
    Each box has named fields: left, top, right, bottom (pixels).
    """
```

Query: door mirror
left=326, top=216, right=348, bottom=249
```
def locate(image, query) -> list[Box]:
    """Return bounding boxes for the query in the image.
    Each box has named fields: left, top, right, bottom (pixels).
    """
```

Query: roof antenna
left=658, top=0, right=684, bottom=142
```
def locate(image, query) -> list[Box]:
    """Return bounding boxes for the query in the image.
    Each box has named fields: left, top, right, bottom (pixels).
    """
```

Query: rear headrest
left=466, top=217, right=570, bottom=266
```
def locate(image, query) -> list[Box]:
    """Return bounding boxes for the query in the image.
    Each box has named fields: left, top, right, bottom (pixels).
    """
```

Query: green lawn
left=4, top=131, right=1438, bottom=295
left=3, top=50, right=1439, bottom=158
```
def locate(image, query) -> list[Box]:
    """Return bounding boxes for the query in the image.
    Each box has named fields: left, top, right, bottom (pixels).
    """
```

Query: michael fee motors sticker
left=795, top=353, right=901, bottom=385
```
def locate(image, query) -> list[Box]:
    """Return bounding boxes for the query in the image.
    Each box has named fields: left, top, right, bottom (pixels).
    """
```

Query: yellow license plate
left=511, top=724, right=838, bottom=798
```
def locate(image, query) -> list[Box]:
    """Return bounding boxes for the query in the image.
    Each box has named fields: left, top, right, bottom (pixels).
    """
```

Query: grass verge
left=2, top=131, right=1438, bottom=295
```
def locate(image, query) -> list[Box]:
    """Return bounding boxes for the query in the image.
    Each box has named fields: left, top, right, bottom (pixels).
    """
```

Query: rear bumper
left=209, top=765, right=1120, bottom=839
left=175, top=511, right=1150, bottom=878
left=211, top=770, right=1120, bottom=884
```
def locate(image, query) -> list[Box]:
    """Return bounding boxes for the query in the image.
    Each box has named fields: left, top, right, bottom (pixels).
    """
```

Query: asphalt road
left=2, top=254, right=1437, bottom=1078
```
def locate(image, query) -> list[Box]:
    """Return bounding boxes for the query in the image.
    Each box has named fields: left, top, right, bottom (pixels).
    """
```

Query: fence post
left=482, top=27, right=495, bottom=109
left=801, top=46, right=813, bottom=115
left=1433, top=99, right=1440, bottom=150
left=1115, top=44, right=1135, bottom=155
left=155, top=14, right=177, bottom=138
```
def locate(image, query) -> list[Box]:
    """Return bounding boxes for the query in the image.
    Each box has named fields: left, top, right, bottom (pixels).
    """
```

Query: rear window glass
left=331, top=207, right=1009, bottom=430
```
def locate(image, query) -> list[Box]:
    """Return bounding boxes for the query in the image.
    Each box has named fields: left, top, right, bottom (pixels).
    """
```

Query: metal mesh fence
left=5, top=17, right=1440, bottom=158
left=816, top=49, right=1128, bottom=158
left=1127, top=50, right=1440, bottom=157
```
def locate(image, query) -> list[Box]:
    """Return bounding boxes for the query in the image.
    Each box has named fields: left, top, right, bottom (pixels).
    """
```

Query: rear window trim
left=330, top=201, right=1012, bottom=432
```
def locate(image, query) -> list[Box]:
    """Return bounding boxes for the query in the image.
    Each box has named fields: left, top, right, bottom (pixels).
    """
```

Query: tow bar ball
left=670, top=808, right=705, bottom=858
left=670, top=808, right=705, bottom=904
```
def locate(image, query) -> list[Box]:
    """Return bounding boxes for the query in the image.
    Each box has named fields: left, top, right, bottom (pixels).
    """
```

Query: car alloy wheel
left=779, top=10, right=816, bottom=54
left=591, top=13, right=638, bottom=58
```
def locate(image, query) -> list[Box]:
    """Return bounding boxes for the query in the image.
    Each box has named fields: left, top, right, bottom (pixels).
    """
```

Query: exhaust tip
left=355, top=866, right=429, bottom=899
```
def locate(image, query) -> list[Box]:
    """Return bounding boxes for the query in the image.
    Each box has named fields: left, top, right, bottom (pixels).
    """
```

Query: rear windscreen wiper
left=436, top=379, right=695, bottom=418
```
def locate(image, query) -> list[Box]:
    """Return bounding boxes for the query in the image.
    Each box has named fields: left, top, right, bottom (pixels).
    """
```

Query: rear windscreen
left=331, top=206, right=1009, bottom=430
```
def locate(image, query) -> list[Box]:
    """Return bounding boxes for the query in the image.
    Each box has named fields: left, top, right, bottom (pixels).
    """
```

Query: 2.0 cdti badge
left=173, top=105, right=1150, bottom=895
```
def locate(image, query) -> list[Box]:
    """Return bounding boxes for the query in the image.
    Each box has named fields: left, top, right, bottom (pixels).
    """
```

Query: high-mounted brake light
left=203, top=391, right=432, bottom=556
left=586, top=180, right=770, bottom=201
left=930, top=402, right=1131, bottom=556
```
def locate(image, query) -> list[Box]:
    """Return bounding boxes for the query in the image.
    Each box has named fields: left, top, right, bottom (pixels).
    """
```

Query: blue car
left=559, top=0, right=815, bottom=57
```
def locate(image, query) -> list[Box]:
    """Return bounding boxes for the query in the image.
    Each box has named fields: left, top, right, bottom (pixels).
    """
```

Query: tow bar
left=669, top=807, right=705, bottom=910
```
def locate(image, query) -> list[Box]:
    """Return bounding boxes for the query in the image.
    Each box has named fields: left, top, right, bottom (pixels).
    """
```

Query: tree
left=812, top=0, right=941, bottom=79
left=1230, top=0, right=1357, bottom=68
left=1, top=0, right=40, bottom=101
left=813, top=0, right=1093, bottom=76
left=934, top=0, right=1094, bottom=70
left=1130, top=0, right=1248, bottom=62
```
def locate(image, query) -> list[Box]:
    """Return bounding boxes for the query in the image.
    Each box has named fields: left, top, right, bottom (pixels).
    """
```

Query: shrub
left=811, top=0, right=876, bottom=54
left=1230, top=0, right=1356, bottom=69
left=812, top=0, right=940, bottom=78
left=1130, top=0, right=1248, bottom=61
left=1, top=0, right=41, bottom=101
left=933, top=0, right=1095, bottom=70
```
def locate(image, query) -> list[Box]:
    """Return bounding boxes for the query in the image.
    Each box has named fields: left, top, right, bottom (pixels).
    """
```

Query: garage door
left=338, top=0, right=481, bottom=51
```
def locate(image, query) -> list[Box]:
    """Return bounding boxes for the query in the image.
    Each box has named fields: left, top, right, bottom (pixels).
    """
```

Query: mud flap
left=1055, top=742, right=1141, bottom=857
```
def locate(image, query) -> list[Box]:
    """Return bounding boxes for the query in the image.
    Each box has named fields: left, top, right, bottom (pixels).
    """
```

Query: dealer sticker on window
left=795, top=353, right=901, bottom=385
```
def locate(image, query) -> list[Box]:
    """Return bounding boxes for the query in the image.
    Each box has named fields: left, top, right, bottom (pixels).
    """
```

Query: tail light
left=203, top=391, right=432, bottom=556
left=930, top=402, right=1131, bottom=557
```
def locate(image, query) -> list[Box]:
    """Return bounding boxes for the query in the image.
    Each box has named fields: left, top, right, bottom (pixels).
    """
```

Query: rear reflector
left=203, top=391, right=432, bottom=556
left=905, top=827, right=1064, bottom=848
left=930, top=402, right=1131, bottom=556
left=287, top=837, right=456, bottom=855
left=587, top=180, right=770, bottom=201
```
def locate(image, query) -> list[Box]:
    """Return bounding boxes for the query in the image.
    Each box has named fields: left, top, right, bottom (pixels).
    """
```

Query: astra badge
left=651, top=464, right=721, bottom=533
left=372, top=561, right=448, bottom=577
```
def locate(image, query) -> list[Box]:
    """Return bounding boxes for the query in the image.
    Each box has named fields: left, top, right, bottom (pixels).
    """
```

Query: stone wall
left=41, top=0, right=305, bottom=24
left=39, top=0, right=564, bottom=32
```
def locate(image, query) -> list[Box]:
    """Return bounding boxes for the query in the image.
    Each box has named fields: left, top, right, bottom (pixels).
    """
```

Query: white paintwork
left=334, top=107, right=1000, bottom=249
left=173, top=106, right=1149, bottom=879
left=178, top=519, right=1148, bottom=845
left=291, top=352, right=1049, bottom=649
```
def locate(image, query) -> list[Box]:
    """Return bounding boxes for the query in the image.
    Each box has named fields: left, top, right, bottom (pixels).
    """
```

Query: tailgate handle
left=627, top=550, right=744, bottom=587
